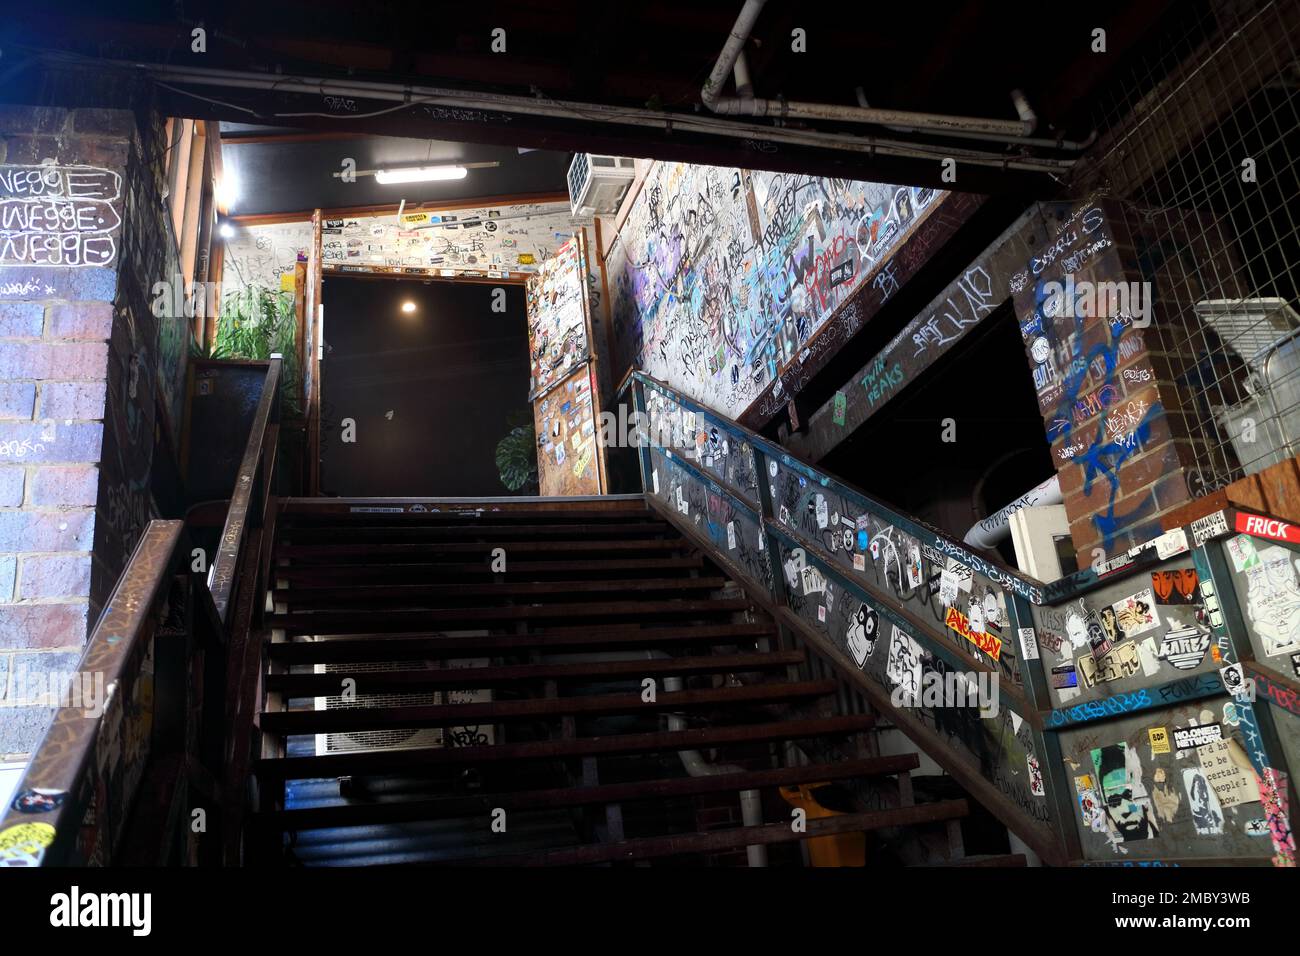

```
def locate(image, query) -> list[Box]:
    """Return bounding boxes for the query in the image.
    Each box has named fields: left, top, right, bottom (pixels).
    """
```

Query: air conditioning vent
left=568, top=153, right=636, bottom=217
left=313, top=647, right=494, bottom=755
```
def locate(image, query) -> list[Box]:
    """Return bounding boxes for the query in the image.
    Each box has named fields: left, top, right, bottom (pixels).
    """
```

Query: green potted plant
left=208, top=284, right=303, bottom=419
left=495, top=410, right=539, bottom=494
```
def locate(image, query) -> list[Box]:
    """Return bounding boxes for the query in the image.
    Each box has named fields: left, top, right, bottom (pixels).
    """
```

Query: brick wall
left=0, top=104, right=182, bottom=757
left=1010, top=198, right=1221, bottom=569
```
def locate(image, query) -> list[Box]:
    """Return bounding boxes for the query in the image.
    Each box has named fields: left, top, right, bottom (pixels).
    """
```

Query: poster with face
left=1244, top=545, right=1300, bottom=657
left=1182, top=765, right=1225, bottom=835
left=1090, top=743, right=1159, bottom=842
left=1112, top=589, right=1161, bottom=640
left=885, top=626, right=923, bottom=707
left=847, top=604, right=879, bottom=668
left=1151, top=568, right=1200, bottom=605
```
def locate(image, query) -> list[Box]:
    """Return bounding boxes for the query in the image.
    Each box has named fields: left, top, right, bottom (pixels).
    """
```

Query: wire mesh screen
left=1074, top=0, right=1300, bottom=497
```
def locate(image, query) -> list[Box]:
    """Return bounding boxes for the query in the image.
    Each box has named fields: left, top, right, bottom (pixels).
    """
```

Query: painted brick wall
left=0, top=104, right=182, bottom=757
left=1010, top=198, right=1227, bottom=570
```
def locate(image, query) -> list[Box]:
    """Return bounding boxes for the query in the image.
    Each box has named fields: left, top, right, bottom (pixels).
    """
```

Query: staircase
left=240, top=495, right=1004, bottom=866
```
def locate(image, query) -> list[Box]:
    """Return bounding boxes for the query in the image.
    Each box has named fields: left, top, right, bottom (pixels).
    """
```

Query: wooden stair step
left=266, top=598, right=752, bottom=633
left=451, top=801, right=971, bottom=866
left=264, top=650, right=805, bottom=696
left=271, top=557, right=706, bottom=583
left=266, top=622, right=777, bottom=663
left=272, top=576, right=728, bottom=605
left=254, top=714, right=874, bottom=780
left=280, top=498, right=651, bottom=521
left=256, top=755, right=921, bottom=830
left=277, top=539, right=692, bottom=559
left=261, top=679, right=837, bottom=734
left=280, top=522, right=674, bottom=542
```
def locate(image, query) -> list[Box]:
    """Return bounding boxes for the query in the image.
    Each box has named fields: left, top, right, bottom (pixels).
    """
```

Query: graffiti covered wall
left=606, top=162, right=945, bottom=421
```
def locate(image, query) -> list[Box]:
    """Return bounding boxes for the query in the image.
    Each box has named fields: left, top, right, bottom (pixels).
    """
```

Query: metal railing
left=620, top=369, right=1070, bottom=863
left=0, top=359, right=282, bottom=867
left=620, top=370, right=1299, bottom=866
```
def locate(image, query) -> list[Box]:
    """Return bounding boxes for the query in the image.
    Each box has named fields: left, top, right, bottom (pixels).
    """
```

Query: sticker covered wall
left=606, top=162, right=944, bottom=421
left=1059, top=698, right=1276, bottom=862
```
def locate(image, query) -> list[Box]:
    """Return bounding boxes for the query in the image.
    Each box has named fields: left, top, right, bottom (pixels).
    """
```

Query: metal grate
left=1074, top=0, right=1300, bottom=496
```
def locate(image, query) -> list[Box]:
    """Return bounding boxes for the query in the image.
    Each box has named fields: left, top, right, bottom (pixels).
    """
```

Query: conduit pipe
left=962, top=474, right=1062, bottom=550
left=702, top=0, right=1043, bottom=141
left=852, top=87, right=1098, bottom=152
left=108, top=58, right=1077, bottom=173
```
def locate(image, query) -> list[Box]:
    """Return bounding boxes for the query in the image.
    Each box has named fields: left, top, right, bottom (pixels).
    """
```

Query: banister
left=210, top=357, right=281, bottom=623
left=622, top=370, right=1050, bottom=604
left=0, top=520, right=184, bottom=866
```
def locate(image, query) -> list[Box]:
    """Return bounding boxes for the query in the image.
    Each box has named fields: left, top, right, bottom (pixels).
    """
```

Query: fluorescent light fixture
left=375, top=165, right=468, bottom=185
left=401, top=301, right=417, bottom=314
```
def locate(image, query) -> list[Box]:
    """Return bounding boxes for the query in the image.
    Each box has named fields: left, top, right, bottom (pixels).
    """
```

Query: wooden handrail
left=0, top=520, right=183, bottom=866
left=210, top=357, right=280, bottom=623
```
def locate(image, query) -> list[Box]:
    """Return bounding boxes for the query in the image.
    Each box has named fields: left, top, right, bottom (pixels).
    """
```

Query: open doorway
left=210, top=125, right=611, bottom=497
left=319, top=276, right=530, bottom=496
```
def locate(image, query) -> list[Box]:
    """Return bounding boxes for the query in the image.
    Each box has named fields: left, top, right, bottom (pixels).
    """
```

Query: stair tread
left=255, top=714, right=875, bottom=779
left=278, top=539, right=692, bottom=558
left=447, top=801, right=971, bottom=866
left=272, top=557, right=707, bottom=581
left=255, top=756, right=921, bottom=829
left=261, top=679, right=837, bottom=734
left=266, top=622, right=777, bottom=662
left=266, top=597, right=752, bottom=632
left=272, top=576, right=728, bottom=601
left=264, top=649, right=805, bottom=695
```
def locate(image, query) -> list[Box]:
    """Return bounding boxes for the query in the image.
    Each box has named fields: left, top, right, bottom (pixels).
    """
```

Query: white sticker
left=818, top=605, right=826, bottom=622
left=1138, top=636, right=1161, bottom=677
left=1027, top=754, right=1045, bottom=796
left=1226, top=534, right=1260, bottom=572
left=1154, top=527, right=1189, bottom=560
left=906, top=545, right=923, bottom=589
left=652, top=470, right=659, bottom=494
left=939, top=570, right=960, bottom=606
left=800, top=565, right=827, bottom=596
left=815, top=495, right=828, bottom=529
left=853, top=553, right=865, bottom=571
left=769, top=460, right=779, bottom=478
left=1018, top=627, right=1040, bottom=661
left=1190, top=509, right=1229, bottom=546
left=727, top=521, right=736, bottom=550
left=886, top=626, right=923, bottom=707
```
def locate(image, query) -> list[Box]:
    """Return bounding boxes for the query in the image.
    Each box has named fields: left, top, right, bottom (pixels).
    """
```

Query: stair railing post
left=631, top=377, right=654, bottom=496
left=1006, top=591, right=1080, bottom=864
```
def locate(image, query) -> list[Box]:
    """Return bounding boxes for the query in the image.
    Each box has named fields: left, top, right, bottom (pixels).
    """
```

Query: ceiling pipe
left=733, top=50, right=754, bottom=99
left=702, top=0, right=1042, bottom=139
left=122, top=58, right=1077, bottom=172
left=853, top=86, right=1098, bottom=152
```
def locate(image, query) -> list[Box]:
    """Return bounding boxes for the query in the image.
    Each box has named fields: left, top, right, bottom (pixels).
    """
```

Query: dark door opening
left=319, top=276, right=533, bottom=496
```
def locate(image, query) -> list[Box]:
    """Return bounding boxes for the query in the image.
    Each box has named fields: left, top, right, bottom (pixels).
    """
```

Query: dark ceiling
left=6, top=0, right=1185, bottom=196
left=218, top=124, right=571, bottom=216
